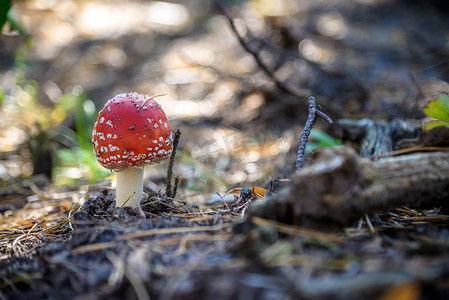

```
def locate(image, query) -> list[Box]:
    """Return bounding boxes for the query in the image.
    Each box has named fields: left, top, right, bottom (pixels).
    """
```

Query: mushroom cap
left=92, top=92, right=174, bottom=171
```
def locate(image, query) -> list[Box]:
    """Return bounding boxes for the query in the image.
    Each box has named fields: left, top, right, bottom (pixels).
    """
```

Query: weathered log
left=336, top=119, right=421, bottom=156
left=250, top=146, right=449, bottom=227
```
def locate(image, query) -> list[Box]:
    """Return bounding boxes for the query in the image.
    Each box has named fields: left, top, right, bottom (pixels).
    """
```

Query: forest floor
left=1, top=0, right=449, bottom=299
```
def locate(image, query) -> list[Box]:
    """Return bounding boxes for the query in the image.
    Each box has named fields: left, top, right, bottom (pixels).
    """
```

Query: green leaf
left=423, top=118, right=449, bottom=131
left=423, top=94, right=449, bottom=121
left=306, top=129, right=342, bottom=152
left=0, top=1, right=11, bottom=32
left=0, top=88, right=4, bottom=105
left=309, top=128, right=342, bottom=147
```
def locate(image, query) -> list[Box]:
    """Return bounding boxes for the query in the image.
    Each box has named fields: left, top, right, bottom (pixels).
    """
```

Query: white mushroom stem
left=115, top=167, right=144, bottom=208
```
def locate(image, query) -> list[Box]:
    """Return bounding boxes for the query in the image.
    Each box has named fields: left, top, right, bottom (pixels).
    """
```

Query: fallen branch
left=251, top=146, right=449, bottom=227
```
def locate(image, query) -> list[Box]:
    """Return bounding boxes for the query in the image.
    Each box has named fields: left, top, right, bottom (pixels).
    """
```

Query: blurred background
left=1, top=0, right=449, bottom=200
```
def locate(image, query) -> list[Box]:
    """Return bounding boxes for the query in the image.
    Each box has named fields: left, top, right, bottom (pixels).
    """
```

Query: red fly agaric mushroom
left=92, top=92, right=173, bottom=208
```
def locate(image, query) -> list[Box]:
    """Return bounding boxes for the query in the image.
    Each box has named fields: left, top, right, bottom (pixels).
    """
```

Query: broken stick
left=295, top=96, right=333, bottom=170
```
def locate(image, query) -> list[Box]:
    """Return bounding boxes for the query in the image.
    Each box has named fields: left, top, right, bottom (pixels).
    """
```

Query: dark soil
left=1, top=187, right=449, bottom=299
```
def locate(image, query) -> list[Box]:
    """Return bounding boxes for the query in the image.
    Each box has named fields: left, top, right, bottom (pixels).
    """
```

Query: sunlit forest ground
left=2, top=0, right=449, bottom=193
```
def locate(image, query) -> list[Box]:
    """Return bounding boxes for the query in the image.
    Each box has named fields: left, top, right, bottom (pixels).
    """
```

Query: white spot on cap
left=99, top=117, right=105, bottom=124
left=107, top=134, right=112, bottom=138
left=147, top=118, right=153, bottom=124
left=154, top=123, right=159, bottom=128
left=107, top=106, right=111, bottom=112
left=113, top=134, right=118, bottom=139
left=106, top=120, right=113, bottom=127
left=152, top=140, right=158, bottom=144
left=98, top=133, right=105, bottom=140
left=138, top=154, right=146, bottom=159
left=109, top=145, right=120, bottom=152
left=100, top=146, right=108, bottom=154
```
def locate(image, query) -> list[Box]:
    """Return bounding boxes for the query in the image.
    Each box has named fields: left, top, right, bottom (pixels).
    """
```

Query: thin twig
left=295, top=96, right=333, bottom=170
left=166, top=129, right=181, bottom=197
left=118, top=223, right=230, bottom=241
left=364, top=214, right=375, bottom=234
left=172, top=176, right=180, bottom=198
left=216, top=0, right=310, bottom=99
left=252, top=216, right=344, bottom=243
left=138, top=93, right=166, bottom=110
